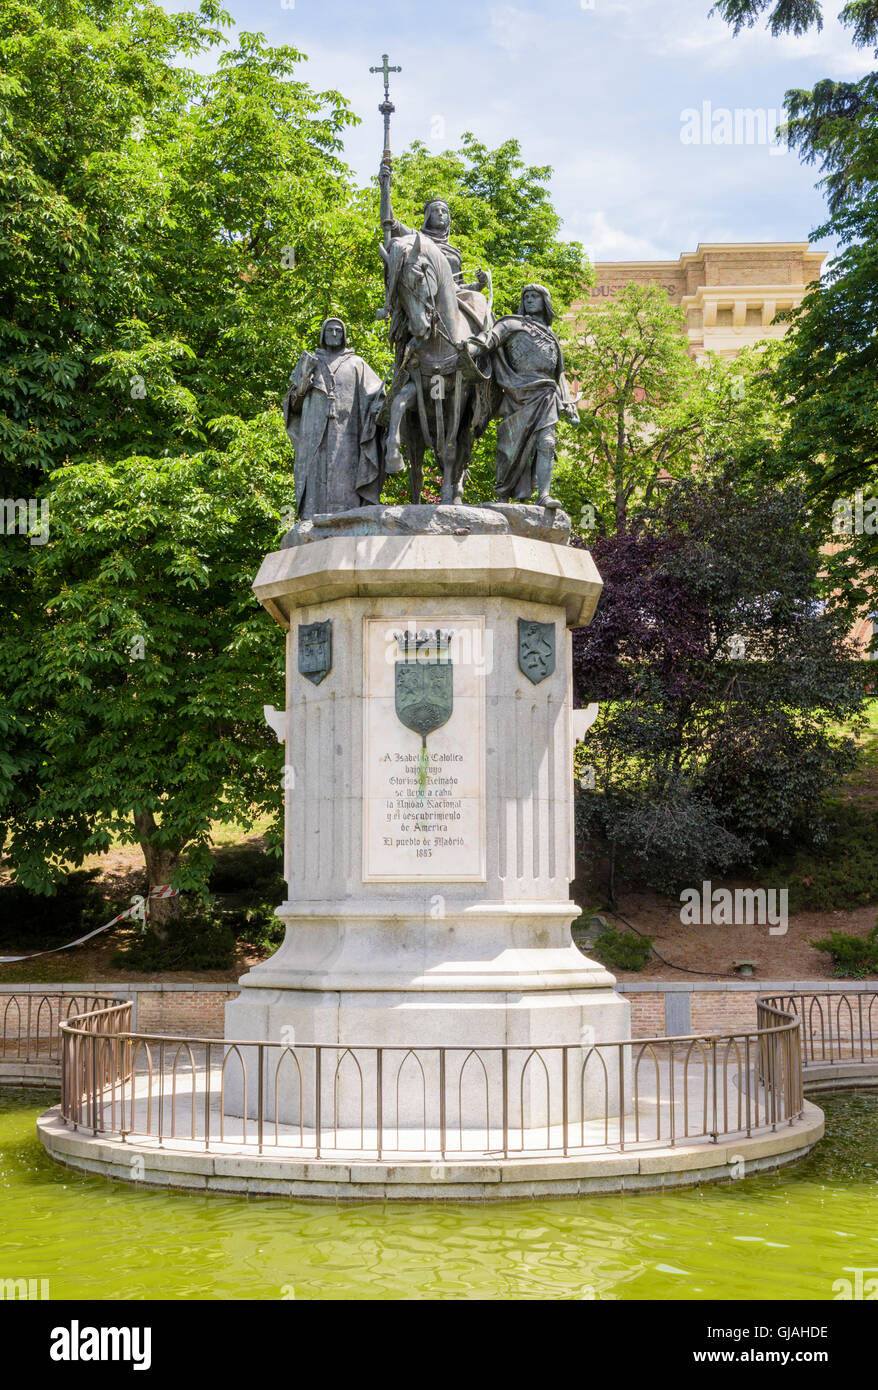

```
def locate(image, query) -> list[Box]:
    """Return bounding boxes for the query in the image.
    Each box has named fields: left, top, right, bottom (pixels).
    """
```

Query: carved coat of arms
left=518, top=618, right=555, bottom=685
left=394, top=629, right=453, bottom=746
left=298, top=620, right=332, bottom=685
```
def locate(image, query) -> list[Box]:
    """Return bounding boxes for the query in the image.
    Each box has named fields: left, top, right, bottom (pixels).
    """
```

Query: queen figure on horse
left=377, top=158, right=495, bottom=504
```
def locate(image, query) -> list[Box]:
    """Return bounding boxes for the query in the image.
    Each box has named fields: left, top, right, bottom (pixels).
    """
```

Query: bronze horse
left=379, top=231, right=493, bottom=505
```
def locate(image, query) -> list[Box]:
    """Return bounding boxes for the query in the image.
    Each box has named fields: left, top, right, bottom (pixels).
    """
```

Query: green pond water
left=2, top=1087, right=877, bottom=1300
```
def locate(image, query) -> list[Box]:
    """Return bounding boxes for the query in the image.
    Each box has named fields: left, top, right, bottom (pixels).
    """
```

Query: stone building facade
left=573, top=241, right=875, bottom=661
left=578, top=241, right=825, bottom=360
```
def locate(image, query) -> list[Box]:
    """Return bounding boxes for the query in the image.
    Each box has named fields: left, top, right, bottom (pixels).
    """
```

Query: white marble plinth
left=226, top=525, right=631, bottom=1130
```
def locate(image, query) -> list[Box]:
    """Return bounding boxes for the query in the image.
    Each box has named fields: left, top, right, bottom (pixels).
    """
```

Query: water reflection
left=1, top=1090, right=877, bottom=1300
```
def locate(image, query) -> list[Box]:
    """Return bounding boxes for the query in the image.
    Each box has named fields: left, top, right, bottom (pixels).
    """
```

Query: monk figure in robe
left=283, top=318, right=387, bottom=519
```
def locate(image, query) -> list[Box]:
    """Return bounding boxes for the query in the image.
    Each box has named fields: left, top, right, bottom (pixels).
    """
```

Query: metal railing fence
left=58, top=1001, right=805, bottom=1160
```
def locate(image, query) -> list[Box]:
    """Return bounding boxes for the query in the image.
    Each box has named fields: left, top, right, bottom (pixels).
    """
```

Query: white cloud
left=574, top=210, right=671, bottom=262
left=651, top=0, right=874, bottom=76
left=163, top=0, right=840, bottom=263
left=487, top=6, right=552, bottom=59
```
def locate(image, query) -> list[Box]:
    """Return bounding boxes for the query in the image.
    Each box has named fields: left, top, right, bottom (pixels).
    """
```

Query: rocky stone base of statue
left=282, top=502, right=572, bottom=549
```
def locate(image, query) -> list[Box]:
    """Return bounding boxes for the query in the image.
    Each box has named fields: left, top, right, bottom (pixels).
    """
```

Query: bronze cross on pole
left=369, top=52, right=401, bottom=162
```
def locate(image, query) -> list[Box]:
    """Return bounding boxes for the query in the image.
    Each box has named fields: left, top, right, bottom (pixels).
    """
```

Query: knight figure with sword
left=467, top=284, right=582, bottom=509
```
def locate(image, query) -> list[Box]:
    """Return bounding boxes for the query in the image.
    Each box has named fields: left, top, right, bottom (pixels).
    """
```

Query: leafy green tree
left=712, top=0, right=878, bottom=624
left=3, top=417, right=290, bottom=934
left=0, top=0, right=359, bottom=931
left=555, top=284, right=785, bottom=533
left=0, top=1, right=588, bottom=936
left=573, top=469, right=867, bottom=899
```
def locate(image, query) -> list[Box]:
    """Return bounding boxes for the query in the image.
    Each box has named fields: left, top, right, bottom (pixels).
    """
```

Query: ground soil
left=581, top=891, right=878, bottom=984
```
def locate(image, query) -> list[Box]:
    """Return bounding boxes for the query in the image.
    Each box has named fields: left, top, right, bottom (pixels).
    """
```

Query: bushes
left=0, top=869, right=109, bottom=948
left=112, top=903, right=237, bottom=971
left=764, top=802, right=878, bottom=912
left=208, top=844, right=285, bottom=953
left=572, top=472, right=867, bottom=901
left=112, top=844, right=286, bottom=970
left=207, top=845, right=284, bottom=898
left=0, top=841, right=286, bottom=972
left=576, top=778, right=747, bottom=899
left=590, top=923, right=654, bottom=972
left=221, top=899, right=285, bottom=954
left=810, top=922, right=878, bottom=979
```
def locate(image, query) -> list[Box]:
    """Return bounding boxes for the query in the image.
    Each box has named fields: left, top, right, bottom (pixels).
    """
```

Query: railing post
left=827, top=996, right=835, bottom=1063
left=439, top=1049, right=446, bottom=1160
left=562, top=1046, right=569, bottom=1158
left=157, top=1040, right=165, bottom=1147
left=376, top=1048, right=383, bottom=1160
left=204, top=1042, right=211, bottom=1152
left=90, top=1031, right=98, bottom=1136
left=501, top=1047, right=509, bottom=1159
left=72, top=1031, right=80, bottom=1130
left=618, top=1043, right=625, bottom=1152
left=61, top=1027, right=67, bottom=1119
left=257, top=1046, right=264, bottom=1155
left=315, top=1047, right=322, bottom=1159
left=858, top=993, right=865, bottom=1063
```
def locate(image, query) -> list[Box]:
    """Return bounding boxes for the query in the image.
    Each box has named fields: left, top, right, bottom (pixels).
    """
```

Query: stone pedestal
left=226, top=506, right=630, bottom=1130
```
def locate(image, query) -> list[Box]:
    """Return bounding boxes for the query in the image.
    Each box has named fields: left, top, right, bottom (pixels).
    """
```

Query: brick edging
left=615, top=980, right=873, bottom=993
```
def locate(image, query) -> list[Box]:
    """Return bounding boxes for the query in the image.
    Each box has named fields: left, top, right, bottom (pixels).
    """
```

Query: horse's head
left=380, top=232, right=449, bottom=343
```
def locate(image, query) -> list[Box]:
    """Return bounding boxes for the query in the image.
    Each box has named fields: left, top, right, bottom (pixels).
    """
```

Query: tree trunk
left=134, top=811, right=181, bottom=942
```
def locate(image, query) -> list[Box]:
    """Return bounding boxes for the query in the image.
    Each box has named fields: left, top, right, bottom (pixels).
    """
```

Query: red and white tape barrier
left=0, top=886, right=180, bottom=964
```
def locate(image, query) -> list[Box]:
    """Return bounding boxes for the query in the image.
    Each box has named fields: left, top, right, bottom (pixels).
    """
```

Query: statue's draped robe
left=490, top=316, right=575, bottom=500
left=283, top=348, right=385, bottom=518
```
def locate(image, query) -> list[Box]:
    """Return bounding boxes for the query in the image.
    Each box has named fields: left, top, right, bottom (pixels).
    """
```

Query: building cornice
left=590, top=242, right=825, bottom=276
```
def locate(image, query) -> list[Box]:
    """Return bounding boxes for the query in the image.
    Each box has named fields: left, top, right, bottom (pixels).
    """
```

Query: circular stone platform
left=37, top=1102, right=824, bottom=1200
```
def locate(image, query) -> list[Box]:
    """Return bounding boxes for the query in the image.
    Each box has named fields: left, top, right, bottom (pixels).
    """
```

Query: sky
left=166, top=0, right=873, bottom=263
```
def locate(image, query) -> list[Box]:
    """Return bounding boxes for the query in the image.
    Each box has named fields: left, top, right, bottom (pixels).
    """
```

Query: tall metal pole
left=370, top=53, right=400, bottom=248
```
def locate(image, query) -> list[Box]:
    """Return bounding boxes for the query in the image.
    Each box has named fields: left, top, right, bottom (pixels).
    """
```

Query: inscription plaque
left=363, top=616, right=486, bottom=882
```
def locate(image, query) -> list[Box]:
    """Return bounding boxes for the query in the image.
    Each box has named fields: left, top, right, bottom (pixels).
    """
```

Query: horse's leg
left=408, top=427, right=425, bottom=505
left=387, top=380, right=416, bottom=476
left=439, top=383, right=468, bottom=505
left=401, top=410, right=424, bottom=503
left=449, top=381, right=475, bottom=505
left=452, top=421, right=473, bottom=505
left=439, top=448, right=454, bottom=503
